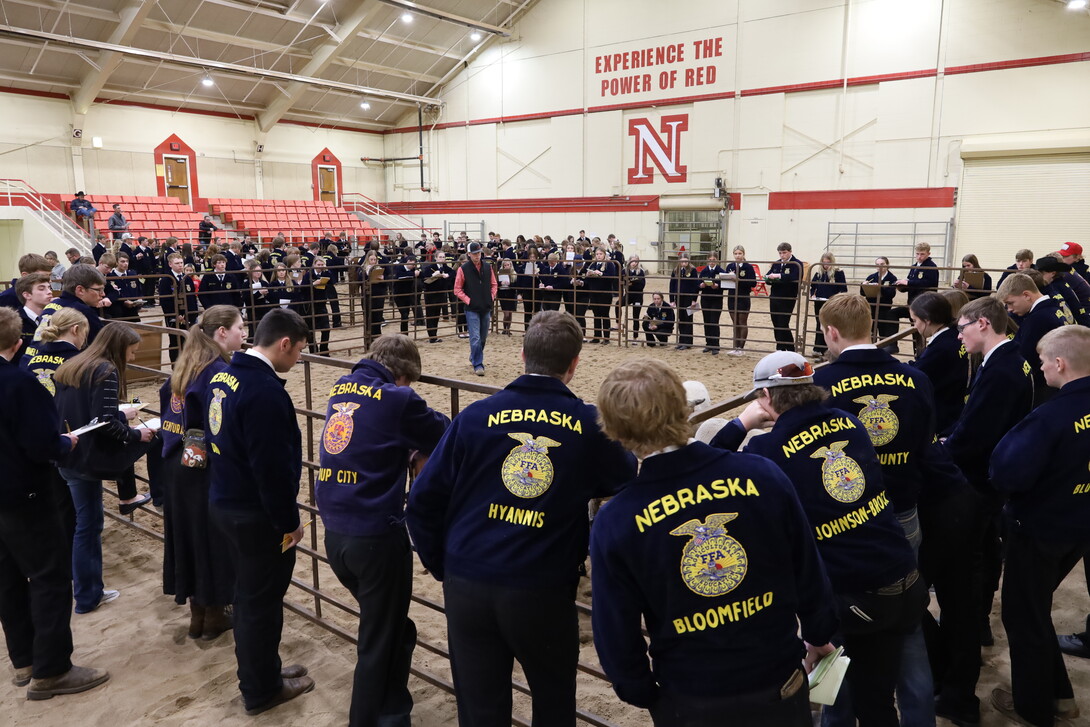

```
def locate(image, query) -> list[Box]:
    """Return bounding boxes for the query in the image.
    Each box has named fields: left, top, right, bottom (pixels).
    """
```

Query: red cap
left=1057, top=242, right=1083, bottom=257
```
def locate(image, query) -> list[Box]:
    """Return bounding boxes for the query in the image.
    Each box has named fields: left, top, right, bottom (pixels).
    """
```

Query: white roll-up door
left=954, top=153, right=1090, bottom=269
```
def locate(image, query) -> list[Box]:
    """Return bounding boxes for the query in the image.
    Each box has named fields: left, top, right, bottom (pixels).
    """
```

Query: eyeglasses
left=955, top=320, right=978, bottom=333
left=85, top=286, right=106, bottom=294
left=762, top=361, right=813, bottom=381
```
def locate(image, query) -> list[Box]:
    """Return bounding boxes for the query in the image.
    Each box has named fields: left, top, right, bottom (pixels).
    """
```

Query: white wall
left=381, top=0, right=1090, bottom=269
left=0, top=94, right=387, bottom=202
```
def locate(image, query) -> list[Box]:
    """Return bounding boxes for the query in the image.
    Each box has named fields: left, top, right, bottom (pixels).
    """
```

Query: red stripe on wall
left=945, top=51, right=1090, bottom=76
left=768, top=187, right=956, bottom=210
left=587, top=90, right=737, bottom=113
left=384, top=195, right=662, bottom=215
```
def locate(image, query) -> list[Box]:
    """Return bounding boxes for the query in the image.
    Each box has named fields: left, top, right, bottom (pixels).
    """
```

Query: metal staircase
left=0, top=179, right=94, bottom=257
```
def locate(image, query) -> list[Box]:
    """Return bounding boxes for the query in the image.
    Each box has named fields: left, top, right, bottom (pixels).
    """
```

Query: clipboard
left=861, top=283, right=882, bottom=299
left=959, top=269, right=985, bottom=289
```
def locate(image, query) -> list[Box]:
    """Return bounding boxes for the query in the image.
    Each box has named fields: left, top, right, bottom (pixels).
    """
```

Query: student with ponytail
left=159, top=305, right=246, bottom=641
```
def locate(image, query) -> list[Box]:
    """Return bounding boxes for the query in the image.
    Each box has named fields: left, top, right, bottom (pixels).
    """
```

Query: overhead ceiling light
left=201, top=75, right=214, bottom=87
left=401, top=12, right=412, bottom=22
left=360, top=101, right=371, bottom=110
left=470, top=31, right=482, bottom=41
left=1068, top=0, right=1088, bottom=9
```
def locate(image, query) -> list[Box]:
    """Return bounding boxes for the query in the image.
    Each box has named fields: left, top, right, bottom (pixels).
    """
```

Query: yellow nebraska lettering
left=209, top=372, right=240, bottom=391
left=1074, top=414, right=1090, bottom=434
left=328, top=382, right=383, bottom=400
left=486, top=409, right=582, bottom=433
left=635, top=479, right=760, bottom=533
left=829, top=373, right=917, bottom=397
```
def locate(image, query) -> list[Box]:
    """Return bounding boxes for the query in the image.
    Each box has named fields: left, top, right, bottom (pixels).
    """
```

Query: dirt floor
left=4, top=297, right=1088, bottom=727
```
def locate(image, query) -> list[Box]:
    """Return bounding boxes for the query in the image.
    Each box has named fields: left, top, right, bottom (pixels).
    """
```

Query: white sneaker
left=100, top=589, right=120, bottom=605
left=730, top=349, right=744, bottom=356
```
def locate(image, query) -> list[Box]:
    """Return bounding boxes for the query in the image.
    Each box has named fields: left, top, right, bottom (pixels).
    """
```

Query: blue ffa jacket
left=668, top=266, right=699, bottom=307
left=768, top=256, right=803, bottom=299
left=406, top=374, right=637, bottom=588
left=810, top=269, right=847, bottom=300
left=942, top=341, right=1033, bottom=490
left=724, top=262, right=757, bottom=298
left=198, top=272, right=243, bottom=309
left=590, top=442, right=837, bottom=708
left=905, top=258, right=939, bottom=302
left=0, top=356, right=71, bottom=507
left=1043, top=278, right=1090, bottom=327
left=317, top=359, right=449, bottom=537
left=814, top=348, right=936, bottom=513
left=28, top=292, right=104, bottom=359
left=864, top=271, right=898, bottom=308
left=19, top=340, right=80, bottom=395
left=643, top=303, right=674, bottom=334
left=158, top=273, right=200, bottom=321
left=1014, top=296, right=1068, bottom=406
left=698, top=264, right=726, bottom=307
left=990, top=376, right=1090, bottom=542
left=207, top=352, right=302, bottom=533
left=712, top=403, right=915, bottom=593
left=910, top=328, right=969, bottom=435
left=108, top=270, right=144, bottom=317
left=159, top=358, right=229, bottom=460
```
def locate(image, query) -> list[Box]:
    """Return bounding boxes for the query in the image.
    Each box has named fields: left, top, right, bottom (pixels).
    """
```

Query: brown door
left=164, top=157, right=190, bottom=206
left=318, top=166, right=337, bottom=204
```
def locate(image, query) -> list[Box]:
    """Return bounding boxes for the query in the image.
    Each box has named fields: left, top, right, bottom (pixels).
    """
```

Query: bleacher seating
left=206, top=198, right=378, bottom=245
left=83, top=195, right=206, bottom=241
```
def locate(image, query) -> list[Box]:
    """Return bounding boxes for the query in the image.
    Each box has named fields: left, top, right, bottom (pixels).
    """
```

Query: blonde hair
left=996, top=272, right=1039, bottom=299
left=915, top=242, right=931, bottom=254
left=39, top=308, right=88, bottom=343
left=818, top=294, right=872, bottom=340
left=598, top=358, right=692, bottom=456
left=817, top=251, right=839, bottom=276
left=1038, top=326, right=1090, bottom=373
left=171, top=305, right=241, bottom=396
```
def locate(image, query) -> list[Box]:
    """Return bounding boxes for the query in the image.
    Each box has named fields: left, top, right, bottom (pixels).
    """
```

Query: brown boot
left=187, top=602, right=206, bottom=640
left=244, top=676, right=315, bottom=716
left=27, top=665, right=110, bottom=700
left=201, top=605, right=233, bottom=641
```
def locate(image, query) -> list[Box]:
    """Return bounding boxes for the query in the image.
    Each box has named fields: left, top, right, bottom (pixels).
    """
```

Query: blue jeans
left=465, top=309, right=490, bottom=369
left=59, top=468, right=105, bottom=613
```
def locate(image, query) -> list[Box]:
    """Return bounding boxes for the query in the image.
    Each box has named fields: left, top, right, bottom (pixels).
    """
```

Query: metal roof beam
left=377, top=0, right=509, bottom=37
left=0, top=23, right=439, bottom=107
left=256, top=0, right=385, bottom=132
left=139, top=18, right=442, bottom=83
left=71, top=0, right=157, bottom=114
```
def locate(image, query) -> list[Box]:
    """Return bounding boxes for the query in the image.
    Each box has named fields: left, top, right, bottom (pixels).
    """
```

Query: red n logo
left=627, top=115, right=689, bottom=184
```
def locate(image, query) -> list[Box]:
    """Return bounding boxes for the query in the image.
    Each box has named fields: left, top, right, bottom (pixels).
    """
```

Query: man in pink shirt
left=453, top=242, right=498, bottom=376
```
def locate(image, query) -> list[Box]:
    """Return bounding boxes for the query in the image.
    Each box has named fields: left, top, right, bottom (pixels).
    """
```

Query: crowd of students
left=2, top=229, right=1090, bottom=727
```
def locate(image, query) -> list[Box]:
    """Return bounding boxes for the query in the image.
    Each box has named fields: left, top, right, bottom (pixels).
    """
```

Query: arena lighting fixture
left=1068, top=0, right=1088, bottom=9
left=201, top=75, right=214, bottom=87
left=360, top=101, right=371, bottom=110
left=470, top=31, right=482, bottom=42
left=401, top=12, right=413, bottom=22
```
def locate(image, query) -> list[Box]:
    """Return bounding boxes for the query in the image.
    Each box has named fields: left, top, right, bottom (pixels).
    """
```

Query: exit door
left=164, top=156, right=190, bottom=206
left=318, top=165, right=337, bottom=205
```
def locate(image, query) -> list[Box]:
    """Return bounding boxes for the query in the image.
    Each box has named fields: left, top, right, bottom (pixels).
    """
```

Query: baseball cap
left=121, top=232, right=133, bottom=239
left=467, top=241, right=483, bottom=254
left=1057, top=242, right=1083, bottom=257
left=1035, top=256, right=1071, bottom=274
left=745, top=351, right=814, bottom=399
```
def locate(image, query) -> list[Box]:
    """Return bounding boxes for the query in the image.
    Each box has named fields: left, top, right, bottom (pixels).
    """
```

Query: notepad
left=808, top=646, right=850, bottom=705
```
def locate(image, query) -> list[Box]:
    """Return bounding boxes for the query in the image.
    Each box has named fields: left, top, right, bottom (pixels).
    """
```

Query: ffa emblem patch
left=501, top=433, right=561, bottom=499
left=323, top=402, right=360, bottom=455
left=811, top=440, right=866, bottom=503
left=33, top=369, right=55, bottom=396
left=853, top=394, right=900, bottom=447
left=670, top=513, right=748, bottom=598
left=170, top=393, right=184, bottom=414
left=208, top=388, right=227, bottom=436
